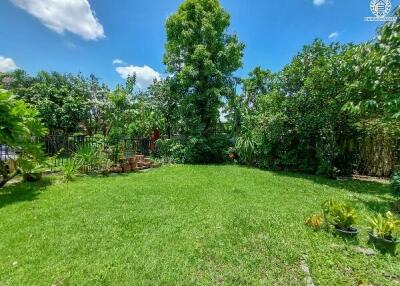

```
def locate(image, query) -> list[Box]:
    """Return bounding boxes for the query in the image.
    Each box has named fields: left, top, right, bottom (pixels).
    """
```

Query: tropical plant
left=72, top=144, right=111, bottom=174
left=17, top=156, right=46, bottom=180
left=61, top=160, right=77, bottom=182
left=305, top=214, right=325, bottom=230
left=367, top=211, right=400, bottom=241
left=322, top=200, right=357, bottom=230
left=0, top=89, right=47, bottom=187
left=236, top=133, right=259, bottom=165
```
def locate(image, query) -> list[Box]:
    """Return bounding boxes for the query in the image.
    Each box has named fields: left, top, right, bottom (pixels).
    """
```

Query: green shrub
left=184, top=135, right=231, bottom=164
left=155, top=139, right=186, bottom=163
left=391, top=169, right=400, bottom=198
left=72, top=145, right=112, bottom=174
left=156, top=135, right=231, bottom=164
left=62, top=160, right=77, bottom=182
left=236, top=133, right=259, bottom=165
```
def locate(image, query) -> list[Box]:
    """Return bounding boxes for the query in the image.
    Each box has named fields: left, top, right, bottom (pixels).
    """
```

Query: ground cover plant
left=1, top=165, right=399, bottom=285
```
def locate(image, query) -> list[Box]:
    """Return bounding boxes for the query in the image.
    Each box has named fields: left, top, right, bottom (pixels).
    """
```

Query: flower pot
left=334, top=225, right=359, bottom=237
left=23, top=172, right=42, bottom=182
left=368, top=231, right=399, bottom=255
left=128, top=157, right=137, bottom=165
left=121, top=163, right=131, bottom=173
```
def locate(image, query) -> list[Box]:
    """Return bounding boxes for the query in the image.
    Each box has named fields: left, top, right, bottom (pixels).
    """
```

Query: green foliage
left=155, top=139, right=186, bottom=163
left=61, top=160, right=77, bottom=182
left=242, top=67, right=271, bottom=108
left=0, top=89, right=47, bottom=147
left=229, top=16, right=400, bottom=177
left=322, top=199, right=357, bottom=230
left=367, top=211, right=400, bottom=240
left=343, top=9, right=400, bottom=120
left=156, top=134, right=230, bottom=164
left=17, top=157, right=46, bottom=176
left=235, top=133, right=259, bottom=165
left=72, top=145, right=112, bottom=174
left=148, top=78, right=181, bottom=139
left=105, top=76, right=161, bottom=141
left=164, top=0, right=244, bottom=142
left=3, top=71, right=97, bottom=134
left=183, top=134, right=231, bottom=164
left=0, top=89, right=47, bottom=187
left=391, top=169, right=400, bottom=198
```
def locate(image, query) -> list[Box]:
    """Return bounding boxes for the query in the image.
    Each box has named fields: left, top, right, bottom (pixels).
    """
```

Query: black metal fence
left=43, top=135, right=151, bottom=166
left=1, top=135, right=151, bottom=170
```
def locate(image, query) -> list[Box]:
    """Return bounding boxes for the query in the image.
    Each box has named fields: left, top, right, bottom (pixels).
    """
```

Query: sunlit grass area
left=0, top=165, right=399, bottom=285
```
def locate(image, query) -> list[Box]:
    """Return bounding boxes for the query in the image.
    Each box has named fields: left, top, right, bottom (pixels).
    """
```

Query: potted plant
left=367, top=211, right=400, bottom=254
left=322, top=200, right=359, bottom=236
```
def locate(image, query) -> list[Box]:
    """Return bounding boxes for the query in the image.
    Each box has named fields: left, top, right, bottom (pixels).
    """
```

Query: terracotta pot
left=128, top=157, right=136, bottom=165
left=121, top=163, right=131, bottom=173
left=136, top=155, right=145, bottom=161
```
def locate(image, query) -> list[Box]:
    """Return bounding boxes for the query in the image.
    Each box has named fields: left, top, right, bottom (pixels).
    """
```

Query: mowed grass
left=0, top=165, right=399, bottom=285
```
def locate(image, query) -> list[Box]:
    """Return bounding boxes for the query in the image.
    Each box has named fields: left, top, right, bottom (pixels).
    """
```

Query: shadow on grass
left=0, top=177, right=52, bottom=209
left=269, top=170, right=393, bottom=214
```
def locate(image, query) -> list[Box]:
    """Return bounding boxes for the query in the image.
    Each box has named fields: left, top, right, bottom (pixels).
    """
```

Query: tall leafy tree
left=164, top=0, right=244, bottom=137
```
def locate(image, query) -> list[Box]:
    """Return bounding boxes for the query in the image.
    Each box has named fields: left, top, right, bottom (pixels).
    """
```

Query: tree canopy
left=164, top=0, right=244, bottom=137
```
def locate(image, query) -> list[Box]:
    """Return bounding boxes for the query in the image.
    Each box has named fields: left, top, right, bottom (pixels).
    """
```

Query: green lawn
left=0, top=165, right=399, bottom=285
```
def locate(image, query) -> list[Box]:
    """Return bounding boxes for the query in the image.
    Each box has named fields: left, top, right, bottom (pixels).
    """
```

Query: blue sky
left=0, top=0, right=388, bottom=88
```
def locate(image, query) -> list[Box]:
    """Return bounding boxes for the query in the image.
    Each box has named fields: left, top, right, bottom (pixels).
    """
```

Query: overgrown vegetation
left=230, top=10, right=400, bottom=177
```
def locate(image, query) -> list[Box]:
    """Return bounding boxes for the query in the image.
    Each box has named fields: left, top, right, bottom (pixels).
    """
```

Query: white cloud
left=112, top=59, right=125, bottom=65
left=328, top=32, right=339, bottom=39
left=313, top=0, right=326, bottom=6
left=0, top=56, right=18, bottom=72
left=116, top=65, right=161, bottom=89
left=10, top=0, right=104, bottom=40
